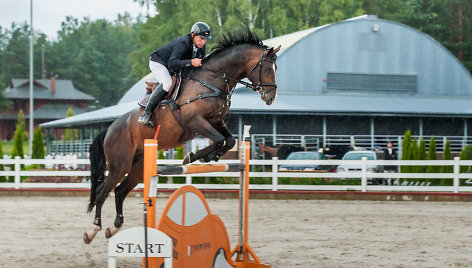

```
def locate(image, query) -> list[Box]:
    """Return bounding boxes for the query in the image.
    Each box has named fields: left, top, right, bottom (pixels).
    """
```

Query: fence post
left=272, top=157, right=278, bottom=191
left=453, top=157, right=460, bottom=193
left=186, top=174, right=192, bottom=185
left=14, top=156, right=21, bottom=189
left=361, top=157, right=367, bottom=192
left=397, top=136, right=403, bottom=161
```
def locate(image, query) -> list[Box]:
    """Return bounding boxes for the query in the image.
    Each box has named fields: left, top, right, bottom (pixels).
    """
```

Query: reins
left=174, top=48, right=276, bottom=108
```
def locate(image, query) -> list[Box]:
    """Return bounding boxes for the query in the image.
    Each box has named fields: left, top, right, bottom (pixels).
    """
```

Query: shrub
left=440, top=139, right=452, bottom=185
left=401, top=130, right=411, bottom=173
left=409, top=137, right=418, bottom=175
left=416, top=138, right=426, bottom=173
left=32, top=127, right=45, bottom=159
left=64, top=107, right=78, bottom=140
left=460, top=145, right=472, bottom=172
left=426, top=136, right=439, bottom=184
left=173, top=146, right=185, bottom=183
left=11, top=127, right=24, bottom=159
left=0, top=140, right=5, bottom=182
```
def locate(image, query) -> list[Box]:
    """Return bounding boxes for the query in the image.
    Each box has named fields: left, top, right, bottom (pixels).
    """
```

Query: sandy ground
left=0, top=194, right=471, bottom=268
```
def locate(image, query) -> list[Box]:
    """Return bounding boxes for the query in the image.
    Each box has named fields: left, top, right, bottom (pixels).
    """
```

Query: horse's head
left=246, top=45, right=281, bottom=105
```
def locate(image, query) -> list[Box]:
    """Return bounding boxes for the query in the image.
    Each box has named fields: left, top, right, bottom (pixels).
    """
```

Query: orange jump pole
left=157, top=163, right=245, bottom=175
left=143, top=139, right=159, bottom=267
left=231, top=141, right=270, bottom=268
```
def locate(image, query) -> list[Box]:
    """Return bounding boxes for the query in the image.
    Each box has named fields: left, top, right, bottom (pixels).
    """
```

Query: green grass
left=2, top=141, right=30, bottom=156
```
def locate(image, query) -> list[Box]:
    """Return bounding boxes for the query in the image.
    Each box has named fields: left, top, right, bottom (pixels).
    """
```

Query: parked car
left=279, top=151, right=329, bottom=172
left=336, top=151, right=383, bottom=184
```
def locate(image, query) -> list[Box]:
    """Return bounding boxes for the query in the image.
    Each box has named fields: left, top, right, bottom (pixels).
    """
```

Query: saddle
left=138, top=75, right=182, bottom=107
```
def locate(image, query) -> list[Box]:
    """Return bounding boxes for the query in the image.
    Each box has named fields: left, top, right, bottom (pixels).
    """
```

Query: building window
left=327, top=72, right=417, bottom=92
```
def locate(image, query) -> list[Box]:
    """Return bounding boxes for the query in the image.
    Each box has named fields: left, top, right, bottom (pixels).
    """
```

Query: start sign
left=108, top=227, right=172, bottom=268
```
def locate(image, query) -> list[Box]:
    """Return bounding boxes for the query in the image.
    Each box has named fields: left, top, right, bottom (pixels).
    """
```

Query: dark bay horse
left=83, top=29, right=280, bottom=244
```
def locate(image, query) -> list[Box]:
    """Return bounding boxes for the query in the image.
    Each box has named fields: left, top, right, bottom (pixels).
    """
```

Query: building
left=0, top=77, right=96, bottom=139
left=41, top=15, right=472, bottom=156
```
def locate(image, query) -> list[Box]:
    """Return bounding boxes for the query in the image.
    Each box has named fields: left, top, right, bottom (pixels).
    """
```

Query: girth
left=161, top=76, right=228, bottom=109
left=160, top=76, right=229, bottom=128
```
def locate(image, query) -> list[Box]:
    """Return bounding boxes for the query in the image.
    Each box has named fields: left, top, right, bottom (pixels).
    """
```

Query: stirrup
left=138, top=113, right=154, bottom=127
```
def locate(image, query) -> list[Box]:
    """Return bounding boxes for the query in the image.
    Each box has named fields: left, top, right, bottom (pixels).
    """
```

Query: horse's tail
left=87, top=128, right=108, bottom=213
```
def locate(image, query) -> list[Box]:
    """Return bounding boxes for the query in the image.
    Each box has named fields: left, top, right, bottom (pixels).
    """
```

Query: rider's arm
left=168, top=40, right=192, bottom=73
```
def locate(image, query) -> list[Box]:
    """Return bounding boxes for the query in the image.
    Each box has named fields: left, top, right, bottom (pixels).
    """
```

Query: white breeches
left=149, top=61, right=172, bottom=92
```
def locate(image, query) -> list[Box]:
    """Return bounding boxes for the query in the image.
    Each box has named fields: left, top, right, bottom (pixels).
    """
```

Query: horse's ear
left=273, top=45, right=281, bottom=54
left=267, top=47, right=274, bottom=55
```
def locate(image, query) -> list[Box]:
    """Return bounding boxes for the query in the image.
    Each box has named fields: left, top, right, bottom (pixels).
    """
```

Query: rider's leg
left=138, top=61, right=172, bottom=126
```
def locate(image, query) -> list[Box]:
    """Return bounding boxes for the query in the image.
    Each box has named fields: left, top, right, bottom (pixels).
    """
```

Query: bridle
left=179, top=48, right=277, bottom=107
left=237, top=50, right=277, bottom=97
left=200, top=49, right=277, bottom=95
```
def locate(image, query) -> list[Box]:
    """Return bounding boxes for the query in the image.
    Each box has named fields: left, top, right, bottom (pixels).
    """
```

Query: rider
left=138, top=22, right=211, bottom=126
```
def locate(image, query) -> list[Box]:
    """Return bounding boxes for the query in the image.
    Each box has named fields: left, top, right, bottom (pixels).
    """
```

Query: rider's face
left=193, top=34, right=207, bottom=49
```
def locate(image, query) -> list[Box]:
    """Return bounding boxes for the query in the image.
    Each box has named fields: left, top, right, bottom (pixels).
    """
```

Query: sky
left=0, top=0, right=155, bottom=39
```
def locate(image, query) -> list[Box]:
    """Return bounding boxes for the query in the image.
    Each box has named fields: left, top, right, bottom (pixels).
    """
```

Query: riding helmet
left=191, top=22, right=211, bottom=39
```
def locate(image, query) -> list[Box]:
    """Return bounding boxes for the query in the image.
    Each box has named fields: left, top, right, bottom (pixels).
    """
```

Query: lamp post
left=29, top=0, right=34, bottom=156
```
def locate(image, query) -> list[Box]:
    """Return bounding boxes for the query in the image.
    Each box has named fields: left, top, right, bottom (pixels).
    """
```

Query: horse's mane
left=208, top=28, right=267, bottom=59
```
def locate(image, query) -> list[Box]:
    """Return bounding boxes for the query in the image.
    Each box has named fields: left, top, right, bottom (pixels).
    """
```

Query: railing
left=251, top=134, right=472, bottom=153
left=1, top=157, right=472, bottom=193
left=47, top=139, right=93, bottom=156
left=45, top=135, right=472, bottom=158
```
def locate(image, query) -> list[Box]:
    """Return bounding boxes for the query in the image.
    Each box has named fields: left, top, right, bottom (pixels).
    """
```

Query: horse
left=256, top=144, right=305, bottom=159
left=83, top=29, right=280, bottom=244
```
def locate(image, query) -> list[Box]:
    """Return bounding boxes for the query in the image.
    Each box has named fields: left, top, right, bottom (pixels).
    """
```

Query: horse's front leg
left=200, top=122, right=235, bottom=162
left=216, top=122, right=235, bottom=156
left=183, top=117, right=225, bottom=164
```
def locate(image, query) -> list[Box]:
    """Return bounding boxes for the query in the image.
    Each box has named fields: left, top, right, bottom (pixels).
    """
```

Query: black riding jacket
left=150, top=34, right=206, bottom=73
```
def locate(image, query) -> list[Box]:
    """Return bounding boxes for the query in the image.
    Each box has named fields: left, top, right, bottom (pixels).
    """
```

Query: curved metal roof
left=266, top=14, right=472, bottom=96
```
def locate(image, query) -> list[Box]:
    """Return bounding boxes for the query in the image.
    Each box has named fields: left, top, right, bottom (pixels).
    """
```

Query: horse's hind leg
left=105, top=158, right=143, bottom=238
left=83, top=169, right=126, bottom=244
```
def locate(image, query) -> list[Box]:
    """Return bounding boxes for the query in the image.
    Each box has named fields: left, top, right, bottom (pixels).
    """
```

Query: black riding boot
left=138, top=84, right=167, bottom=127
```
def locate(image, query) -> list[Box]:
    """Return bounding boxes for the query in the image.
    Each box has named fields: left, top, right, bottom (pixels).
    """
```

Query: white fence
left=1, top=157, right=472, bottom=193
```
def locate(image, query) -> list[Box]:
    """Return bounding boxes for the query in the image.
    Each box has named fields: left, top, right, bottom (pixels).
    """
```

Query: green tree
left=63, top=107, right=78, bottom=140
left=318, top=0, right=365, bottom=25
left=175, top=146, right=185, bottom=159
left=459, top=145, right=472, bottom=173
left=171, top=146, right=186, bottom=183
left=0, top=140, right=5, bottom=182
left=440, top=138, right=452, bottom=185
left=416, top=137, right=426, bottom=173
left=16, top=109, right=28, bottom=141
left=157, top=149, right=167, bottom=183
left=11, top=127, right=24, bottom=158
left=32, top=126, right=45, bottom=159
left=401, top=130, right=411, bottom=172
left=49, top=15, right=141, bottom=106
left=409, top=137, right=418, bottom=175
left=426, top=136, right=439, bottom=181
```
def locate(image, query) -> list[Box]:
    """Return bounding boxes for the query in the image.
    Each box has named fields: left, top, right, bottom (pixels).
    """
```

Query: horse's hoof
left=83, top=232, right=92, bottom=244
left=183, top=152, right=194, bottom=164
left=83, top=224, right=101, bottom=244
left=105, top=225, right=121, bottom=238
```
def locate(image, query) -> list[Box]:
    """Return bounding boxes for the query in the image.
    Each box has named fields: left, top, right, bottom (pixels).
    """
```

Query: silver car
left=337, top=151, right=383, bottom=183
